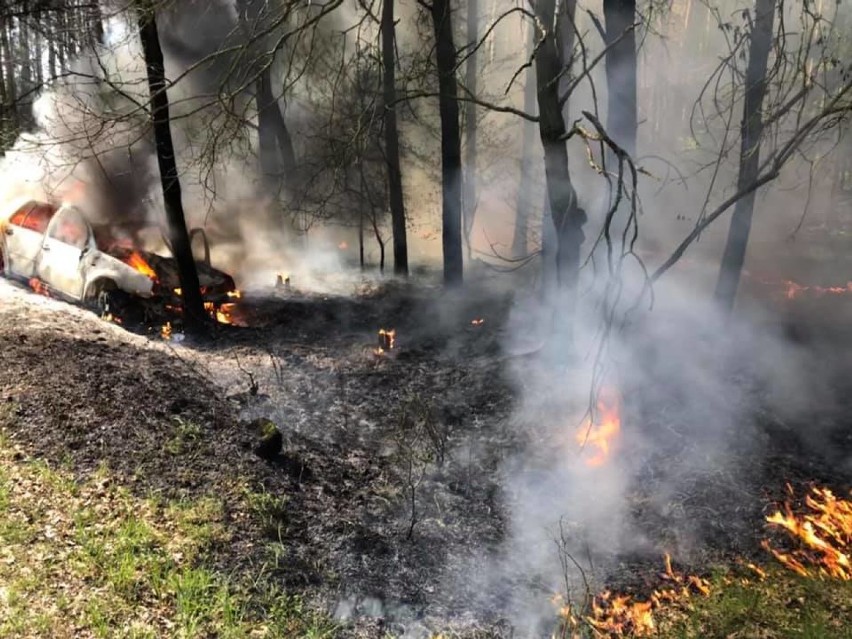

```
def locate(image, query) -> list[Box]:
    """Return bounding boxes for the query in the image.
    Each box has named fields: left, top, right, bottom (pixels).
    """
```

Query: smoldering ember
left=0, top=1, right=851, bottom=638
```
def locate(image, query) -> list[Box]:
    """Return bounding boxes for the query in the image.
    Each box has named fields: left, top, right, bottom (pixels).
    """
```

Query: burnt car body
left=0, top=199, right=236, bottom=321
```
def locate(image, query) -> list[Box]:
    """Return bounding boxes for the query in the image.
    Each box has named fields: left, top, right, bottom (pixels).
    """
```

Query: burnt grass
left=0, top=276, right=850, bottom=636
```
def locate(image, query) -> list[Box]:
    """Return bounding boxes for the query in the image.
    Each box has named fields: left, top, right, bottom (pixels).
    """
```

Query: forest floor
left=0, top=274, right=850, bottom=638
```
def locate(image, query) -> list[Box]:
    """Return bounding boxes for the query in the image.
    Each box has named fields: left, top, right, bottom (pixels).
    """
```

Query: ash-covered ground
left=0, top=273, right=850, bottom=637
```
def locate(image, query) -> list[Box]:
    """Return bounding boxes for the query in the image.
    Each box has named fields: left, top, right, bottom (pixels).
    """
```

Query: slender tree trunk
left=255, top=64, right=283, bottom=194
left=48, top=12, right=57, bottom=78
left=1, top=19, right=17, bottom=130
left=268, top=82, right=297, bottom=182
left=137, top=2, right=207, bottom=334
left=534, top=0, right=586, bottom=295
left=34, top=18, right=43, bottom=88
left=430, top=0, right=464, bottom=287
left=462, top=0, right=478, bottom=258
left=19, top=6, right=31, bottom=129
left=603, top=0, right=637, bottom=156
left=714, top=0, right=776, bottom=313
left=257, top=65, right=298, bottom=191
left=0, top=25, right=6, bottom=143
left=381, top=0, right=409, bottom=276
left=236, top=0, right=297, bottom=195
left=512, top=20, right=537, bottom=259
left=359, top=210, right=365, bottom=271
left=56, top=8, right=67, bottom=70
left=90, top=2, right=105, bottom=46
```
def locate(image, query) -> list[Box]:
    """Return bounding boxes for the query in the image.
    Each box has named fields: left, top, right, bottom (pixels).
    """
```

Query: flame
left=783, top=280, right=852, bottom=300
left=203, top=302, right=236, bottom=326
left=762, top=485, right=851, bottom=580
left=124, top=252, right=157, bottom=280
left=744, top=272, right=852, bottom=301
left=471, top=318, right=485, bottom=326
left=374, top=328, right=396, bottom=355
left=275, top=273, right=290, bottom=289
left=28, top=278, right=50, bottom=297
left=227, top=289, right=242, bottom=299
left=557, top=554, right=711, bottom=637
left=161, top=322, right=173, bottom=340
left=575, top=387, right=622, bottom=467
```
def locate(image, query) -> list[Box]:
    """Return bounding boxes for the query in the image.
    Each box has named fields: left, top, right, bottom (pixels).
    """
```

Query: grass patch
left=0, top=439, right=337, bottom=638
left=656, top=564, right=852, bottom=638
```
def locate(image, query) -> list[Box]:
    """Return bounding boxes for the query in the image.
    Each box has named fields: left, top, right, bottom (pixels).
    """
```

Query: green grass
left=0, top=438, right=338, bottom=638
left=658, top=565, right=852, bottom=639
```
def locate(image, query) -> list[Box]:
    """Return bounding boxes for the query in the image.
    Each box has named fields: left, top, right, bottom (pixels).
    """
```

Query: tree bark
left=511, top=19, right=537, bottom=259
left=90, top=2, right=105, bottom=46
left=1, top=17, right=17, bottom=130
left=714, top=0, right=776, bottom=314
left=255, top=64, right=284, bottom=194
left=430, top=0, right=463, bottom=287
left=603, top=0, right=637, bottom=156
left=381, top=0, right=408, bottom=276
left=462, top=0, right=478, bottom=258
left=137, top=2, right=207, bottom=335
left=534, top=0, right=586, bottom=298
left=236, top=0, right=297, bottom=196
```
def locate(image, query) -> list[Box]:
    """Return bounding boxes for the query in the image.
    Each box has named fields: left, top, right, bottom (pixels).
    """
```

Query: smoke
left=0, top=0, right=372, bottom=289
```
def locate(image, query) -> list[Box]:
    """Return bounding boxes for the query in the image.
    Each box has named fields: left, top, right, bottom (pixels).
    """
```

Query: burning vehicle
left=0, top=198, right=237, bottom=325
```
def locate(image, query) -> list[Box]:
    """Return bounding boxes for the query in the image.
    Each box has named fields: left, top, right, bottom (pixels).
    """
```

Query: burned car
left=0, top=199, right=237, bottom=324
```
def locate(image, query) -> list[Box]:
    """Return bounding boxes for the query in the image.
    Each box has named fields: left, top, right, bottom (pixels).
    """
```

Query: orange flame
left=28, top=278, right=50, bottom=297
left=575, top=387, right=621, bottom=467
left=124, top=252, right=157, bottom=280
left=374, top=328, right=396, bottom=356
left=557, top=554, right=711, bottom=637
left=204, top=302, right=237, bottom=326
left=763, top=485, right=851, bottom=580
left=783, top=280, right=852, bottom=300
left=471, top=318, right=485, bottom=326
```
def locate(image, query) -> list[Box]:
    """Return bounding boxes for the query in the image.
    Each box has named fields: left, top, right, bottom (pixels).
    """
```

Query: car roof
left=2, top=197, right=50, bottom=218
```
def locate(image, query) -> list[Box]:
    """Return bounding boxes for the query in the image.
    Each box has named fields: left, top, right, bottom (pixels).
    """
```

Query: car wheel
left=97, top=288, right=145, bottom=326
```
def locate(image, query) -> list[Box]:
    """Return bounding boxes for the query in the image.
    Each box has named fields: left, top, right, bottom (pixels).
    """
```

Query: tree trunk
left=603, top=0, right=637, bottom=157
left=462, top=0, right=478, bottom=258
left=137, top=2, right=207, bottom=335
left=256, top=64, right=284, bottom=194
left=48, top=11, right=57, bottom=78
left=90, top=2, right=105, bottom=46
left=714, top=0, right=776, bottom=314
left=512, top=22, right=537, bottom=259
left=359, top=209, right=365, bottom=271
left=236, top=0, right=297, bottom=196
left=534, top=0, right=586, bottom=295
left=430, top=0, right=464, bottom=287
left=1, top=18, right=17, bottom=130
left=257, top=64, right=298, bottom=192
left=381, top=0, right=409, bottom=276
left=19, top=5, right=31, bottom=128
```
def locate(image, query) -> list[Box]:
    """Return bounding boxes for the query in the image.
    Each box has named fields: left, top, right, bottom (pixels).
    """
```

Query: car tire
left=95, top=287, right=141, bottom=324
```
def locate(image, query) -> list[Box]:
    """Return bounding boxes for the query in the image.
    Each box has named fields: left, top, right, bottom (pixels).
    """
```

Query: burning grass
left=555, top=555, right=711, bottom=638
left=762, top=484, right=851, bottom=580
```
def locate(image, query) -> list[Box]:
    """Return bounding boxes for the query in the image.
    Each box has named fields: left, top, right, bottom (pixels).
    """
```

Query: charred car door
left=36, top=206, right=91, bottom=299
left=4, top=202, right=55, bottom=278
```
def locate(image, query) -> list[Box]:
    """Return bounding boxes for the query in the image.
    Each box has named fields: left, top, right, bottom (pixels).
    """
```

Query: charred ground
left=0, top=276, right=850, bottom=636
